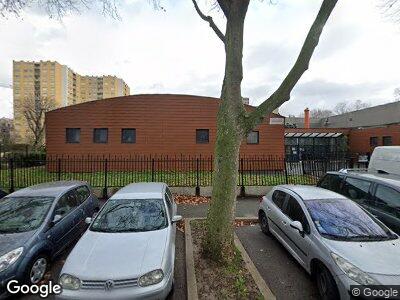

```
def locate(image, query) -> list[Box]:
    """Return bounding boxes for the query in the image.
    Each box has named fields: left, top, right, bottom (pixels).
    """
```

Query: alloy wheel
left=30, top=257, right=47, bottom=284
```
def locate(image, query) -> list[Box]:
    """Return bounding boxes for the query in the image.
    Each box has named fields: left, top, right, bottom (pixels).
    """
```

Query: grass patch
left=0, top=165, right=317, bottom=190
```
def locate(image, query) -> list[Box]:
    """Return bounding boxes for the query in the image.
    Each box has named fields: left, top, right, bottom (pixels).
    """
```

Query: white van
left=368, top=146, right=400, bottom=176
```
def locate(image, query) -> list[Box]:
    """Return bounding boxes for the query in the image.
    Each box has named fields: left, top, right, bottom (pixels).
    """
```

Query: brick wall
left=348, top=124, right=400, bottom=156
left=45, top=94, right=285, bottom=158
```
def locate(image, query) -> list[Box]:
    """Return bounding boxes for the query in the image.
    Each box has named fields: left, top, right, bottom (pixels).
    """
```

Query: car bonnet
left=323, top=237, right=400, bottom=275
left=61, top=227, right=169, bottom=280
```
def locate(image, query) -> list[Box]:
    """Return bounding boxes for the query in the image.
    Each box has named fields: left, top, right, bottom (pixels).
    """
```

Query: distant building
left=284, top=102, right=400, bottom=161
left=13, top=60, right=130, bottom=144
left=242, top=97, right=249, bottom=105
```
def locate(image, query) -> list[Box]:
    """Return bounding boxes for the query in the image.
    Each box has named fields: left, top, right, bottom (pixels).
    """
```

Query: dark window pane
left=121, top=128, right=136, bottom=144
left=370, top=137, right=379, bottom=147
left=93, top=128, right=108, bottom=143
left=272, top=190, right=287, bottom=210
left=318, top=174, right=343, bottom=193
left=196, top=129, right=209, bottom=144
left=75, top=186, right=90, bottom=204
left=343, top=177, right=371, bottom=203
left=55, top=190, right=79, bottom=217
left=383, top=136, right=392, bottom=146
left=284, top=196, right=310, bottom=233
left=66, top=128, right=80, bottom=143
left=247, top=131, right=259, bottom=144
left=375, top=185, right=400, bottom=218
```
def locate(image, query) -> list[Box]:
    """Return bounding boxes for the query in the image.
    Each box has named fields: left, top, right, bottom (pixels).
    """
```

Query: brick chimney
left=304, top=108, right=310, bottom=129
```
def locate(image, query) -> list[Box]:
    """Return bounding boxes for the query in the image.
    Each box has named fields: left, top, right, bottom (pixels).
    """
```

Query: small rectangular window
left=383, top=136, right=392, bottom=146
left=66, top=128, right=80, bottom=144
left=196, top=129, right=209, bottom=144
left=93, top=128, right=108, bottom=143
left=370, top=137, right=378, bottom=147
left=247, top=131, right=259, bottom=144
left=121, top=128, right=136, bottom=144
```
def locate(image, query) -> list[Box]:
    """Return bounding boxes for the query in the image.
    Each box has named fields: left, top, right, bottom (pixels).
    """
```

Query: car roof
left=111, top=182, right=167, bottom=200
left=327, top=171, right=400, bottom=188
left=7, top=181, right=87, bottom=198
left=277, top=185, right=348, bottom=201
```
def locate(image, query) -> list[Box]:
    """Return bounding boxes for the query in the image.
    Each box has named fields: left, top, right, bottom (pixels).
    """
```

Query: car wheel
left=316, top=264, right=340, bottom=300
left=259, top=211, right=270, bottom=235
left=26, top=255, right=48, bottom=285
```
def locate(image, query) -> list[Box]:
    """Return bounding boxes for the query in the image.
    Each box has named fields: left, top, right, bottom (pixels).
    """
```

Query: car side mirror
left=85, top=217, right=92, bottom=224
left=290, top=221, right=304, bottom=236
left=171, top=215, right=183, bottom=223
left=53, top=214, right=62, bottom=223
left=48, top=214, right=62, bottom=229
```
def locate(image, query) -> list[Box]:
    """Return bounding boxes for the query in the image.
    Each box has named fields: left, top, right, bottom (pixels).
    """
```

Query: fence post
left=102, top=159, right=108, bottom=199
left=57, top=158, right=62, bottom=181
left=240, top=158, right=245, bottom=197
left=151, top=158, right=155, bottom=182
left=284, top=157, right=289, bottom=184
left=195, top=158, right=200, bottom=196
left=9, top=158, right=14, bottom=193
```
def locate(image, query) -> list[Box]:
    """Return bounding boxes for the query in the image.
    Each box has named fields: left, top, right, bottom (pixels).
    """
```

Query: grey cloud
left=245, top=42, right=295, bottom=72
left=279, top=79, right=395, bottom=116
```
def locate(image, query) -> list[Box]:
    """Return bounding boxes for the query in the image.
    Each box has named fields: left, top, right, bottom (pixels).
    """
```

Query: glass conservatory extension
left=285, top=132, right=347, bottom=161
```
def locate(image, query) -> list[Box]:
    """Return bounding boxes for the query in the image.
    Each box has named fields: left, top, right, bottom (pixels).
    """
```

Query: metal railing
left=0, top=155, right=350, bottom=196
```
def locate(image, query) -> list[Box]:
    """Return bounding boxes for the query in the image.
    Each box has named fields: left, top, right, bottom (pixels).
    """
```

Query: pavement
left=178, top=197, right=260, bottom=218
left=236, top=225, right=319, bottom=300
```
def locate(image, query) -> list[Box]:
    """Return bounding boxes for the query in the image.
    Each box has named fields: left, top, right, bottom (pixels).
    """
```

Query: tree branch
left=244, top=0, right=338, bottom=132
left=191, top=0, right=225, bottom=43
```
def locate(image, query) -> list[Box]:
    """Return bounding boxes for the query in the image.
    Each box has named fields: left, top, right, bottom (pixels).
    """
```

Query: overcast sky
left=0, top=0, right=399, bottom=118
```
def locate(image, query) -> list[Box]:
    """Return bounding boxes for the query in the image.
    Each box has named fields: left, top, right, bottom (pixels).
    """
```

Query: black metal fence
left=0, top=155, right=350, bottom=196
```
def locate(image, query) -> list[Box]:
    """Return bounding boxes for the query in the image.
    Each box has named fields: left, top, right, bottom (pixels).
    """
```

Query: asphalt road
left=236, top=225, right=320, bottom=300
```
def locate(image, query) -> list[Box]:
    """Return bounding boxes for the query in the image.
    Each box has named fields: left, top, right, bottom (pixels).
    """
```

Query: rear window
left=343, top=177, right=371, bottom=202
left=375, top=185, right=400, bottom=218
left=305, top=199, right=396, bottom=241
left=318, top=174, right=343, bottom=193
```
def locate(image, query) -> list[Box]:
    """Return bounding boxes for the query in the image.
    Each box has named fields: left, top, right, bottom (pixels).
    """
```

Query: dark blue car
left=0, top=181, right=99, bottom=296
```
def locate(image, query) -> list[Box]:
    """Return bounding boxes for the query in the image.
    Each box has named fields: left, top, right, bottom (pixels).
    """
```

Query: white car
left=57, top=182, right=182, bottom=300
left=258, top=185, right=400, bottom=300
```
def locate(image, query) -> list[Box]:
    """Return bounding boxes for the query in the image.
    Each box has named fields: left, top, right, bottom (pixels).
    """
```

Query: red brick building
left=45, top=94, right=285, bottom=158
left=285, top=103, right=400, bottom=161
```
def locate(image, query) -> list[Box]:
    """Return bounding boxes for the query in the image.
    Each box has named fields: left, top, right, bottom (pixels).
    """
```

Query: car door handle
left=282, top=221, right=287, bottom=225
left=266, top=206, right=271, bottom=211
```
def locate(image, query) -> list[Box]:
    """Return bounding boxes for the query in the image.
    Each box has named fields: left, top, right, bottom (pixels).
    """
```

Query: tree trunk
left=203, top=0, right=249, bottom=262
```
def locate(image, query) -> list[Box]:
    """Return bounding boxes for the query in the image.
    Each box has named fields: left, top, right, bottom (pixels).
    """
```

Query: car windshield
left=305, top=199, right=397, bottom=241
left=0, top=196, right=54, bottom=233
left=90, top=198, right=168, bottom=233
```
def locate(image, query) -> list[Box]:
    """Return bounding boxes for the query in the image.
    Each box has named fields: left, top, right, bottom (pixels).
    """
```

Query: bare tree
left=380, top=0, right=400, bottom=22
left=298, top=108, right=333, bottom=118
left=22, top=96, right=54, bottom=148
left=394, top=87, right=400, bottom=101
left=1, top=0, right=339, bottom=261
left=333, top=100, right=370, bottom=115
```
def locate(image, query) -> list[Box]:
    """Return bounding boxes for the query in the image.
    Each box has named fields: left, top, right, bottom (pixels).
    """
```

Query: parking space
left=236, top=225, right=320, bottom=300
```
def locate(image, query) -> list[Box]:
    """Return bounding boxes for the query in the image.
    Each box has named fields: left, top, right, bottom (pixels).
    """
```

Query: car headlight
left=0, top=247, right=23, bottom=273
left=331, top=253, right=378, bottom=285
left=59, top=274, right=81, bottom=290
left=139, top=269, right=164, bottom=287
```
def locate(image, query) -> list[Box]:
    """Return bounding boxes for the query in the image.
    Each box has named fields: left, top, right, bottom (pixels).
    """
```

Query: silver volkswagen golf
left=57, top=182, right=182, bottom=300
left=258, top=185, right=400, bottom=300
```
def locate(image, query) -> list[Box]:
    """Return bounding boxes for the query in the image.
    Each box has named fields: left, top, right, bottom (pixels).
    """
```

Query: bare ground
left=191, top=220, right=263, bottom=300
